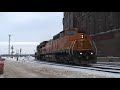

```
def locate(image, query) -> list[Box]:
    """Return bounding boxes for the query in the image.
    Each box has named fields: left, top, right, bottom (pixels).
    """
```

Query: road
left=3, top=59, right=63, bottom=78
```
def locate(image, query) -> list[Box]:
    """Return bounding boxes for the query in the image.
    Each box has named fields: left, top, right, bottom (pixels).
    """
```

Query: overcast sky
left=0, top=12, right=63, bottom=54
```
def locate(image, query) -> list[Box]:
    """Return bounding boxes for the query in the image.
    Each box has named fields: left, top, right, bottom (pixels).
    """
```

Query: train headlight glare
left=80, top=52, right=82, bottom=55
left=81, top=35, right=84, bottom=39
left=91, top=52, right=93, bottom=55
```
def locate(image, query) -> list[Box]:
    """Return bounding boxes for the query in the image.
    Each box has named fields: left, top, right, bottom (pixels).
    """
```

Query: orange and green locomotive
left=35, top=28, right=97, bottom=65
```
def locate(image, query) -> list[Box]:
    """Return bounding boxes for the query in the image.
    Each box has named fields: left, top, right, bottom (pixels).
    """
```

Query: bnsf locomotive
left=35, top=28, right=97, bottom=65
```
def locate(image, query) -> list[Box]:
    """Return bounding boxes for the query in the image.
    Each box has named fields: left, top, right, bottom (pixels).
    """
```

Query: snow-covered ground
left=2, top=57, right=120, bottom=78
left=0, top=75, right=3, bottom=78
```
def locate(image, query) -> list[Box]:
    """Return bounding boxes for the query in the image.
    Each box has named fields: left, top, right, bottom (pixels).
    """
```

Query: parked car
left=0, top=57, right=5, bottom=74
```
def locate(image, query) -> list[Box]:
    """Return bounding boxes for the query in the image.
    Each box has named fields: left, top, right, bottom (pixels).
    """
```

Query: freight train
left=35, top=28, right=97, bottom=65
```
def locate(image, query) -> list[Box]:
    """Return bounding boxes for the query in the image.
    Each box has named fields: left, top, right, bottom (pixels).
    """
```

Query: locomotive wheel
left=91, top=58, right=97, bottom=63
left=55, top=55, right=62, bottom=63
left=51, top=54, right=57, bottom=62
left=62, top=55, right=72, bottom=64
left=72, top=54, right=81, bottom=65
left=62, top=57, right=68, bottom=64
left=73, top=58, right=81, bottom=65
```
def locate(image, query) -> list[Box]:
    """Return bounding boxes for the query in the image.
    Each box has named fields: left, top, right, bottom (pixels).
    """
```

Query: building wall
left=92, top=30, right=120, bottom=57
left=63, top=12, right=120, bottom=57
left=63, top=12, right=120, bottom=33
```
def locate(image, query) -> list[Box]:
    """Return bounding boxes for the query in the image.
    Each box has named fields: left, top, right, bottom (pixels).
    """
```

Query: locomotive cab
left=65, top=29, right=97, bottom=64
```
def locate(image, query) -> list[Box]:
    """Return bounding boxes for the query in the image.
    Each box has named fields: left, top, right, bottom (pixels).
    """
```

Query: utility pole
left=20, top=48, right=22, bottom=55
left=11, top=45, right=14, bottom=58
left=11, top=45, right=14, bottom=54
left=8, top=34, right=11, bottom=55
left=16, top=50, right=19, bottom=61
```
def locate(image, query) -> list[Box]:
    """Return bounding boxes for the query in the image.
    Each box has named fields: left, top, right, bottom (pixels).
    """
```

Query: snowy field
left=2, top=56, right=120, bottom=78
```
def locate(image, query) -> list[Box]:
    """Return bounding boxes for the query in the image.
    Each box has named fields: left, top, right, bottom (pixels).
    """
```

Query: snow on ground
left=0, top=75, right=3, bottom=78
left=2, top=57, right=120, bottom=78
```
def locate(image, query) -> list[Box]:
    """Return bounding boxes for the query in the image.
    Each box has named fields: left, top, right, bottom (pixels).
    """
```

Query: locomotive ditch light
left=81, top=35, right=84, bottom=39
left=80, top=52, right=82, bottom=55
left=91, top=52, right=93, bottom=55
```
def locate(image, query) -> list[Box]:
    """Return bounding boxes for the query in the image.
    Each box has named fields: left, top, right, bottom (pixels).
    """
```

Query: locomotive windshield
left=65, top=30, right=78, bottom=36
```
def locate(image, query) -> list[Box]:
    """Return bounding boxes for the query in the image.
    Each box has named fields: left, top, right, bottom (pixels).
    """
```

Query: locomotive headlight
left=81, top=35, right=84, bottom=39
left=80, top=52, right=82, bottom=55
left=91, top=52, right=93, bottom=55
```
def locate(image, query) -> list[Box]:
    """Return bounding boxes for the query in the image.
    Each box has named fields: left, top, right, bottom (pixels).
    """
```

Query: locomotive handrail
left=71, top=40, right=77, bottom=55
left=69, top=40, right=77, bottom=55
left=92, top=40, right=97, bottom=56
left=69, top=41, right=73, bottom=55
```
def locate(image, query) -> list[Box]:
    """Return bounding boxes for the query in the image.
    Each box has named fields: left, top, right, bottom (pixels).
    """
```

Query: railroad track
left=91, top=63, right=120, bottom=72
left=97, top=62, right=120, bottom=66
left=91, top=62, right=120, bottom=69
left=29, top=59, right=120, bottom=74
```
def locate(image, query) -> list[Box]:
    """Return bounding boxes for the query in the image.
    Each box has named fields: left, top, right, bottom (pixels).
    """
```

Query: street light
left=8, top=34, right=11, bottom=55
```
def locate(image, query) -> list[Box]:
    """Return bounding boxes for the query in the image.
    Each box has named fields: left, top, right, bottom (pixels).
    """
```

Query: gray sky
left=0, top=12, right=63, bottom=54
left=0, top=12, right=63, bottom=42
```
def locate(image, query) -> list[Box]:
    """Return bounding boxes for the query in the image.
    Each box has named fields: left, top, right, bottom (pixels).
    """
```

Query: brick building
left=63, top=12, right=120, bottom=57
